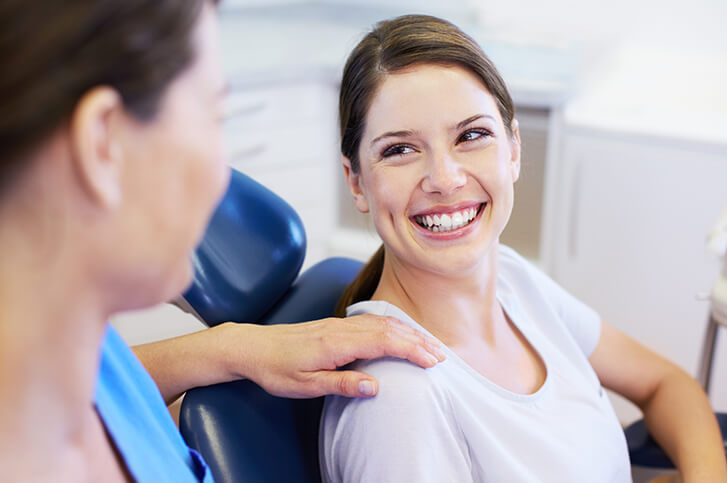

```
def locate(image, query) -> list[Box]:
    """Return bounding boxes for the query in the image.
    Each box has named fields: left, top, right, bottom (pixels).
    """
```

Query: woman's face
left=345, top=64, right=520, bottom=277
left=113, top=3, right=229, bottom=306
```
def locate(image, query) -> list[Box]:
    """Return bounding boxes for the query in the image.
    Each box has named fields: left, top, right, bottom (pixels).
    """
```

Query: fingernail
left=358, top=380, right=375, bottom=396
left=436, top=349, right=446, bottom=361
left=427, top=354, right=439, bottom=366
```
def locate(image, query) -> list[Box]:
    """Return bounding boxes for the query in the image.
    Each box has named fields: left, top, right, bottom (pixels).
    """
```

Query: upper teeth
left=414, top=206, right=480, bottom=232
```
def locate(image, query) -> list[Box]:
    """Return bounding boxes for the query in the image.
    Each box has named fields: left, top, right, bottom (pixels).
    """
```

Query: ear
left=509, top=118, right=521, bottom=183
left=69, top=86, right=124, bottom=211
left=342, top=156, right=369, bottom=213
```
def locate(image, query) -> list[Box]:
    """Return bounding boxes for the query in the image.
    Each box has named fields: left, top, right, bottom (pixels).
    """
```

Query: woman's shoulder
left=320, top=358, right=468, bottom=483
left=322, top=356, right=453, bottom=431
left=321, top=356, right=455, bottom=450
left=351, top=356, right=448, bottom=404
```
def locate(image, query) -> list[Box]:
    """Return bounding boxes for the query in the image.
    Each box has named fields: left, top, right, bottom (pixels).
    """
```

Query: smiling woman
left=321, top=14, right=727, bottom=483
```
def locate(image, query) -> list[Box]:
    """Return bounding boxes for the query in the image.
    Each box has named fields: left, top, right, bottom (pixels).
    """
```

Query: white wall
left=475, top=0, right=727, bottom=53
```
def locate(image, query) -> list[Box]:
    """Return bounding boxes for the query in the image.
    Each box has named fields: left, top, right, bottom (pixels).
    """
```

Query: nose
left=421, top=151, right=467, bottom=195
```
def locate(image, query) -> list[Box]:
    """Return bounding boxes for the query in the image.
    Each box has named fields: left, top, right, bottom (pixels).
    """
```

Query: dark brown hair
left=335, top=14, right=515, bottom=317
left=0, top=0, right=213, bottom=193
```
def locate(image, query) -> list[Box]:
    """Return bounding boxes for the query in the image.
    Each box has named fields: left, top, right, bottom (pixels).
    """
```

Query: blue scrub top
left=95, top=324, right=214, bottom=482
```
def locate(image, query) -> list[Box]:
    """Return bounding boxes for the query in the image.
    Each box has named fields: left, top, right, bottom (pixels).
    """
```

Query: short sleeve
left=498, top=245, right=602, bottom=357
left=319, top=358, right=472, bottom=483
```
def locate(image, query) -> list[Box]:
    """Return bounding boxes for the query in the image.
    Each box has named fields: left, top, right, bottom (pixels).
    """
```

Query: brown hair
left=0, top=0, right=214, bottom=194
left=335, top=14, right=515, bottom=317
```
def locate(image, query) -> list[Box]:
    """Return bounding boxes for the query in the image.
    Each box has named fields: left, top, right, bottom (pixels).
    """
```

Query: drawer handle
left=568, top=157, right=583, bottom=258
left=224, top=100, right=267, bottom=121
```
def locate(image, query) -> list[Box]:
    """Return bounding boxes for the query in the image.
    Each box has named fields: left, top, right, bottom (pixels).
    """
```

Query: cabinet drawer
left=224, top=82, right=337, bottom=128
left=224, top=119, right=336, bottom=169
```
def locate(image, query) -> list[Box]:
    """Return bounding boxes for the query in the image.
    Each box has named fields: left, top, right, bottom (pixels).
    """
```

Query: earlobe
left=342, top=156, right=369, bottom=213
left=509, top=119, right=522, bottom=183
left=69, top=86, right=124, bottom=211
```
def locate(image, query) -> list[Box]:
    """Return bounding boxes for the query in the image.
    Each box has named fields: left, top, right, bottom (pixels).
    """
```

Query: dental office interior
left=113, top=0, right=727, bottom=474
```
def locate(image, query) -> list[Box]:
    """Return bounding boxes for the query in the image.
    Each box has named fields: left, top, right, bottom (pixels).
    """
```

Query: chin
left=168, top=258, right=196, bottom=298
left=147, top=258, right=196, bottom=308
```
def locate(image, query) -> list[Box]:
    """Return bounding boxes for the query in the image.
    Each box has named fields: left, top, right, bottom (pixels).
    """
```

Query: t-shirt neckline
left=347, top=295, right=552, bottom=403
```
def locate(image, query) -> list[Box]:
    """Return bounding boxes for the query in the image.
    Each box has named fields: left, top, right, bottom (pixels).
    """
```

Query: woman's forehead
left=364, top=64, right=502, bottom=133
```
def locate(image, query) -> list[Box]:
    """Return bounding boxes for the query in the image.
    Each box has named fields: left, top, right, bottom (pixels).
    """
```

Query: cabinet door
left=551, top=131, right=727, bottom=420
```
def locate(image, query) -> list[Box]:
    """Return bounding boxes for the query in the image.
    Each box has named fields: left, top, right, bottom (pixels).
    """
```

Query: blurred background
left=113, top=0, right=727, bottom=428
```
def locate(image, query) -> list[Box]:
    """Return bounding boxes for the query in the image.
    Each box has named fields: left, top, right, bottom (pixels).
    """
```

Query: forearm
left=132, top=322, right=244, bottom=404
left=133, top=314, right=444, bottom=403
left=641, top=369, right=726, bottom=482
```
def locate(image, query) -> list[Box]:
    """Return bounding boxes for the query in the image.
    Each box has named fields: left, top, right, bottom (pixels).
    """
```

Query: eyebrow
left=369, top=114, right=496, bottom=147
left=370, top=129, right=416, bottom=146
left=456, top=114, right=495, bottom=129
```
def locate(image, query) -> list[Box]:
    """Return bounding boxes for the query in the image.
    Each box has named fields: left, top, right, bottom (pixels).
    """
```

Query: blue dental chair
left=178, top=168, right=363, bottom=483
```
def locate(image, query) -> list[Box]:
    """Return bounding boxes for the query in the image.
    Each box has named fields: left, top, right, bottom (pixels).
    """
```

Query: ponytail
left=335, top=245, right=385, bottom=317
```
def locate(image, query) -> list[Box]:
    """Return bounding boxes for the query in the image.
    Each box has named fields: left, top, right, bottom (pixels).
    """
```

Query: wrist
left=211, top=321, right=256, bottom=383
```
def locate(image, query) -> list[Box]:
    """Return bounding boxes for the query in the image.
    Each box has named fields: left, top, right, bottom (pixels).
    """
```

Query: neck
left=372, top=243, right=503, bottom=347
left=0, top=195, right=109, bottom=477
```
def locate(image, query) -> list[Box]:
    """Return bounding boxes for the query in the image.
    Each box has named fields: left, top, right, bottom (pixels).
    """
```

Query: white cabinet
left=549, top=127, right=727, bottom=422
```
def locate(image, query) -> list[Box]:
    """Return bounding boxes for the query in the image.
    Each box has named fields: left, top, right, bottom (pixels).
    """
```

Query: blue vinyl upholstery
left=183, top=168, right=307, bottom=327
left=179, top=168, right=363, bottom=483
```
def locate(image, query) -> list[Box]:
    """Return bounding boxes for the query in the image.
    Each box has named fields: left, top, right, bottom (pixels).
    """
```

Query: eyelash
left=380, top=128, right=493, bottom=158
left=457, top=128, right=492, bottom=144
left=381, top=144, right=415, bottom=158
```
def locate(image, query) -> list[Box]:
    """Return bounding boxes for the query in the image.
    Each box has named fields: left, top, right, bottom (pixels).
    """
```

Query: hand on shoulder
left=219, top=314, right=445, bottom=399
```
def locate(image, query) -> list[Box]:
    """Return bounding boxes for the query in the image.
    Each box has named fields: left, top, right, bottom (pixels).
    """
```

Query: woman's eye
left=458, top=129, right=490, bottom=143
left=382, top=144, right=415, bottom=158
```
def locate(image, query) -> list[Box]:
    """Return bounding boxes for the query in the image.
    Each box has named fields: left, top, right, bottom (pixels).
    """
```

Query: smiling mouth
left=413, top=203, right=485, bottom=233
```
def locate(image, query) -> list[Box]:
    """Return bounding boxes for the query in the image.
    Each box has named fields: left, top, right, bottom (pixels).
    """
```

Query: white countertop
left=564, top=45, right=727, bottom=147
left=218, top=5, right=584, bottom=109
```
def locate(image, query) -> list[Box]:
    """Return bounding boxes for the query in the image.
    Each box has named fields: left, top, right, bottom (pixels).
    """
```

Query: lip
left=410, top=202, right=487, bottom=240
left=410, top=201, right=483, bottom=218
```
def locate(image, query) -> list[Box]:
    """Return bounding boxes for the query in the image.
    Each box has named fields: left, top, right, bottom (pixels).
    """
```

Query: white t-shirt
left=319, top=245, right=631, bottom=483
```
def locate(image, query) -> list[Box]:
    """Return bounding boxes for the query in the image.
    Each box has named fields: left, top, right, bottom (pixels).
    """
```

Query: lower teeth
left=421, top=218, right=471, bottom=232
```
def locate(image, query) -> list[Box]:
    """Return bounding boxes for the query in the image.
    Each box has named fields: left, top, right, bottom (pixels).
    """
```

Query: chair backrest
left=183, top=168, right=307, bottom=326
left=179, top=168, right=363, bottom=483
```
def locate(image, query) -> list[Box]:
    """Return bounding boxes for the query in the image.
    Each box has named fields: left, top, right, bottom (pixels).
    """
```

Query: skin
left=0, top=6, right=444, bottom=481
left=343, top=63, right=727, bottom=482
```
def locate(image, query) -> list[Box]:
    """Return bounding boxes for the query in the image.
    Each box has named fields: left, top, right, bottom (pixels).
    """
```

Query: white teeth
left=414, top=204, right=483, bottom=233
left=451, top=212, right=463, bottom=229
left=440, top=214, right=452, bottom=229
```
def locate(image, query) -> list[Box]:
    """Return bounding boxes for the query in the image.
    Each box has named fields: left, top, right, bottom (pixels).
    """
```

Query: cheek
left=367, top=170, right=409, bottom=217
left=181, top=121, right=227, bottom=209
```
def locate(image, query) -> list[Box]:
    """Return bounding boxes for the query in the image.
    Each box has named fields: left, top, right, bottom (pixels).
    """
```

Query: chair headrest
left=183, top=169, right=306, bottom=326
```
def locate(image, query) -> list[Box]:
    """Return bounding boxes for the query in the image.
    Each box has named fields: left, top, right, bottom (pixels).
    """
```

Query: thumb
left=315, top=370, right=379, bottom=398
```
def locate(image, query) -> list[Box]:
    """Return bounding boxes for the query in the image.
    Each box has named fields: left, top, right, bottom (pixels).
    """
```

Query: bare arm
left=133, top=315, right=445, bottom=404
left=589, top=322, right=726, bottom=482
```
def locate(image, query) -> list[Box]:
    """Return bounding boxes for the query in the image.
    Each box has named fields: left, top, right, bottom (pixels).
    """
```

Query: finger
left=311, top=370, right=379, bottom=398
left=349, top=315, right=446, bottom=362
left=335, top=329, right=443, bottom=369
left=367, top=316, right=447, bottom=364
